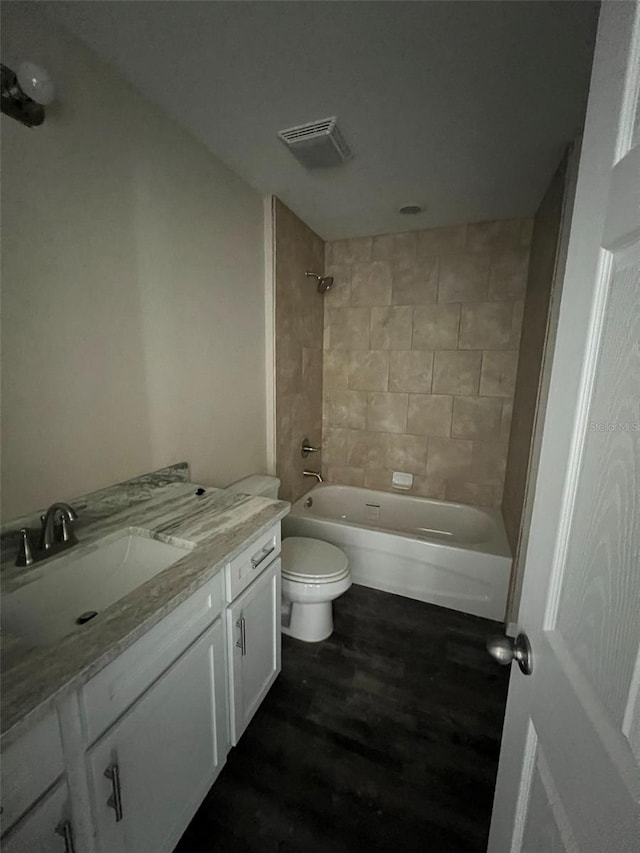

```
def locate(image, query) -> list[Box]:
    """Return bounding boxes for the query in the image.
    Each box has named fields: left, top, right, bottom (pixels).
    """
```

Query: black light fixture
left=1, top=61, right=55, bottom=127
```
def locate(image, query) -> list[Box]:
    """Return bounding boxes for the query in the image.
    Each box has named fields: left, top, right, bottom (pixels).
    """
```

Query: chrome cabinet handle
left=55, top=820, right=75, bottom=853
left=251, top=544, right=275, bottom=570
left=235, top=616, right=246, bottom=656
left=104, top=763, right=124, bottom=822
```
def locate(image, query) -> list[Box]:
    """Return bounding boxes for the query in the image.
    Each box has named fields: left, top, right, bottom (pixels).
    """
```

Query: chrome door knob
left=487, top=633, right=533, bottom=675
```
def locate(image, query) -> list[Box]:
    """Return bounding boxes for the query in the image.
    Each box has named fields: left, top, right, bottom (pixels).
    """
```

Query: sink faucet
left=16, top=502, right=79, bottom=567
left=40, top=502, right=78, bottom=550
left=303, top=470, right=323, bottom=484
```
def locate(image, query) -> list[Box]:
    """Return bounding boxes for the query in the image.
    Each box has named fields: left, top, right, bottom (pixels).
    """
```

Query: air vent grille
left=278, top=116, right=352, bottom=168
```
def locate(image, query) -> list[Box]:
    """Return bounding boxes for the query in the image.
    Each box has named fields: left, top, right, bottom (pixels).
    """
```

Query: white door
left=488, top=2, right=640, bottom=851
left=88, top=618, right=228, bottom=853
left=227, top=558, right=281, bottom=745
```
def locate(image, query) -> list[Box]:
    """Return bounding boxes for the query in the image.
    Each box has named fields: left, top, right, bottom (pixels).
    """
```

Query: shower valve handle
left=301, top=438, right=320, bottom=458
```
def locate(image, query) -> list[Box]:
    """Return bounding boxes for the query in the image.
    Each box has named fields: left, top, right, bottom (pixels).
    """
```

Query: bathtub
left=281, top=484, right=511, bottom=622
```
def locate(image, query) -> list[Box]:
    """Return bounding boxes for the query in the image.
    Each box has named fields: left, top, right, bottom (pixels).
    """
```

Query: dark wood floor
left=175, top=584, right=510, bottom=853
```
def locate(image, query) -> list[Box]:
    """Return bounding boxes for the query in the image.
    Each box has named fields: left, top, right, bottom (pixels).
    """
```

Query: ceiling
left=48, top=1, right=599, bottom=240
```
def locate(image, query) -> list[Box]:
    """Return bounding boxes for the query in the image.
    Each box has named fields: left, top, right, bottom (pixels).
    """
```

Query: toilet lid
left=281, top=537, right=349, bottom=581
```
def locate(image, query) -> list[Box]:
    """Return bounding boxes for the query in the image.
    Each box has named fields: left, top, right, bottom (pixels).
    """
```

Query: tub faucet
left=303, top=470, right=323, bottom=484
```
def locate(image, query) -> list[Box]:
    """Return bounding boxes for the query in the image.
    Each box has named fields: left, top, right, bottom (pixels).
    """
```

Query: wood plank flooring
left=175, top=584, right=510, bottom=853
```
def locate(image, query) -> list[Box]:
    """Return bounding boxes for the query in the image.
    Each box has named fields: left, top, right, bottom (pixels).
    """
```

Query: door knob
left=487, top=633, right=533, bottom=675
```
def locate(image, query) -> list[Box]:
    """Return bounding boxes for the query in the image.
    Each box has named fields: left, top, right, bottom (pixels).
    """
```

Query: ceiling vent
left=278, top=117, right=352, bottom=168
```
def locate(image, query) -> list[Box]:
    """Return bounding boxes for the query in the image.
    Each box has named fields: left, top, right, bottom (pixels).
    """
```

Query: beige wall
left=322, top=219, right=531, bottom=508
left=502, top=157, right=569, bottom=552
left=1, top=5, right=266, bottom=520
left=274, top=199, right=324, bottom=502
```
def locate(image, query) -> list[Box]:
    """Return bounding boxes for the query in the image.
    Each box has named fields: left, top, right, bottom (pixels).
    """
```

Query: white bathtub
left=281, top=484, right=511, bottom=621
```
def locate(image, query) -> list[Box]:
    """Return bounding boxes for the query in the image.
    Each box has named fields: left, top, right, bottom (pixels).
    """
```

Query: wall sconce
left=1, top=61, right=55, bottom=127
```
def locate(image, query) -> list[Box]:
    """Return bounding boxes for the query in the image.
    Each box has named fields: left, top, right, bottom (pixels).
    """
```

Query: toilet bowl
left=281, top=537, right=351, bottom=642
left=227, top=475, right=351, bottom=642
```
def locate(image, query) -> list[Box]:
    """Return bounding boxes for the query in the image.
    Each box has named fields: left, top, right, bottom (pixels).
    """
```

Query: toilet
left=227, top=475, right=351, bottom=642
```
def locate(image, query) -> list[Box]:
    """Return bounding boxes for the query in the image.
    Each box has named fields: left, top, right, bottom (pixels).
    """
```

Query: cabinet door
left=227, top=558, right=281, bottom=744
left=88, top=618, right=228, bottom=853
left=1, top=781, right=74, bottom=853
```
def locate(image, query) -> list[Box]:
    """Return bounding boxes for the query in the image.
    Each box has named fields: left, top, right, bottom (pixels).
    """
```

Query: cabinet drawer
left=82, top=570, right=223, bottom=744
left=1, top=711, right=64, bottom=832
left=225, top=523, right=280, bottom=602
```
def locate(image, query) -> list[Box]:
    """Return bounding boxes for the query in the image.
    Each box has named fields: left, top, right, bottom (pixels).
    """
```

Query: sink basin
left=1, top=530, right=192, bottom=646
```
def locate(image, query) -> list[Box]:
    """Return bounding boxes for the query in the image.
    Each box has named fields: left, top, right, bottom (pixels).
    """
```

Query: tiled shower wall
left=321, top=219, right=532, bottom=508
left=274, top=199, right=324, bottom=502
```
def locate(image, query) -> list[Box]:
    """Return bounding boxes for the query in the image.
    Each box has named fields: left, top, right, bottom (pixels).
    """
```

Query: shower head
left=305, top=271, right=334, bottom=294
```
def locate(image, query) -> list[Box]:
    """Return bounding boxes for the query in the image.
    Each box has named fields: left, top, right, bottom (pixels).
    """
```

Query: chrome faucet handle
left=60, top=514, right=77, bottom=544
left=301, top=438, right=321, bottom=458
left=16, top=528, right=34, bottom=567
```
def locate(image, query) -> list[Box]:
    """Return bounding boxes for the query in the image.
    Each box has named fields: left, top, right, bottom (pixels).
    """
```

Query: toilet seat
left=281, top=537, right=349, bottom=584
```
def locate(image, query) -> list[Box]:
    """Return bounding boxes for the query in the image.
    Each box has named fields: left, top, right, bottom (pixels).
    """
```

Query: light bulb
left=16, top=61, right=55, bottom=106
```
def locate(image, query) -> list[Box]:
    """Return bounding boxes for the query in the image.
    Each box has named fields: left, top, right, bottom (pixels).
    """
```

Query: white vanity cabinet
left=2, top=519, right=283, bottom=853
left=87, top=617, right=227, bottom=853
left=227, top=558, right=281, bottom=744
left=0, top=710, right=70, bottom=852
left=1, top=782, right=74, bottom=853
left=223, top=523, right=282, bottom=745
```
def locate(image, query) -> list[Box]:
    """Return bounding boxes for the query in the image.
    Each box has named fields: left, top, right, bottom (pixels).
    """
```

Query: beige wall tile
left=363, top=468, right=393, bottom=491
left=345, top=430, right=389, bottom=469
left=367, top=392, right=408, bottom=433
left=386, top=433, right=427, bottom=475
left=510, top=300, right=525, bottom=347
left=445, top=480, right=496, bottom=507
left=413, top=304, right=460, bottom=349
left=370, top=306, right=413, bottom=350
left=324, top=389, right=368, bottom=429
left=501, top=399, right=513, bottom=440
left=389, top=350, right=433, bottom=393
left=322, top=426, right=349, bottom=465
left=372, top=231, right=418, bottom=261
left=458, top=303, right=513, bottom=349
left=438, top=253, right=490, bottom=302
left=328, top=236, right=372, bottom=265
left=466, top=219, right=522, bottom=251
left=323, top=349, right=349, bottom=391
left=328, top=307, right=370, bottom=350
left=351, top=261, right=393, bottom=307
left=412, top=475, right=447, bottom=499
left=321, top=215, right=533, bottom=509
left=488, top=248, right=530, bottom=301
left=392, top=257, right=438, bottom=305
left=426, top=437, right=473, bottom=479
left=348, top=350, right=389, bottom=391
left=275, top=200, right=324, bottom=503
left=302, top=347, right=322, bottom=389
left=432, top=351, right=482, bottom=395
left=417, top=225, right=466, bottom=256
left=323, top=263, right=351, bottom=307
left=480, top=350, right=519, bottom=397
left=407, top=394, right=453, bottom=436
left=470, top=440, right=509, bottom=487
left=325, top=465, right=365, bottom=486
left=451, top=396, right=503, bottom=439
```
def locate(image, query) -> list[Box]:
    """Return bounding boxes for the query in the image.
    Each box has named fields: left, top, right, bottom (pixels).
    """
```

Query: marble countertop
left=1, top=465, right=289, bottom=745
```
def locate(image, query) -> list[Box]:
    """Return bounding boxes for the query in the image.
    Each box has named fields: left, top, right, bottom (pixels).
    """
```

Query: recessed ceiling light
left=398, top=204, right=423, bottom=215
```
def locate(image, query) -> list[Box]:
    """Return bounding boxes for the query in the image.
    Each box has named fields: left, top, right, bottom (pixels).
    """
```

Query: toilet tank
left=227, top=474, right=280, bottom=499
